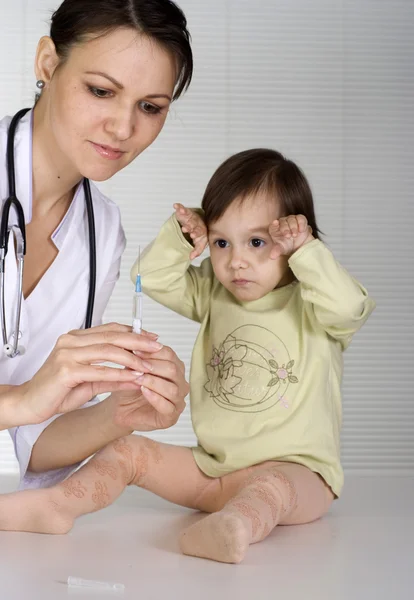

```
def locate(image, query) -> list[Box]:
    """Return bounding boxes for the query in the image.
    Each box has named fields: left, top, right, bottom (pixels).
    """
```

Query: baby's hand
left=174, top=203, right=208, bottom=260
left=269, top=214, right=314, bottom=259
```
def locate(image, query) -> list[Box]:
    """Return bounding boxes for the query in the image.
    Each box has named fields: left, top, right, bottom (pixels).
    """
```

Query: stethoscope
left=0, top=108, right=97, bottom=358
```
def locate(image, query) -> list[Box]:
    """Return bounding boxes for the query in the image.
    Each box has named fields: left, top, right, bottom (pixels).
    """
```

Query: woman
left=0, top=0, right=192, bottom=489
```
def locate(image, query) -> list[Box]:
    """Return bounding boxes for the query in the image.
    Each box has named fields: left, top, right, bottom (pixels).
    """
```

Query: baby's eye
left=250, top=238, right=265, bottom=248
left=214, top=239, right=229, bottom=249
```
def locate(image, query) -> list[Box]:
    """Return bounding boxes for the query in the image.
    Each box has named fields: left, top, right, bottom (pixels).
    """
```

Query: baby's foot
left=0, top=489, right=74, bottom=535
left=179, top=511, right=249, bottom=564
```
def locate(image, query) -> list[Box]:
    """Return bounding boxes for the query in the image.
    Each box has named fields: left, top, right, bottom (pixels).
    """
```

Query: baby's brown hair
left=201, top=148, right=321, bottom=240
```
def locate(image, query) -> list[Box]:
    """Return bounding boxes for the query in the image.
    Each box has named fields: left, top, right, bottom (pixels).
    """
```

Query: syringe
left=132, top=246, right=142, bottom=334
left=67, top=576, right=125, bottom=593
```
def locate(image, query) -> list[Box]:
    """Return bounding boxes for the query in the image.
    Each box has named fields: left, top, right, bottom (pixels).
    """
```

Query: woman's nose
left=106, top=110, right=136, bottom=141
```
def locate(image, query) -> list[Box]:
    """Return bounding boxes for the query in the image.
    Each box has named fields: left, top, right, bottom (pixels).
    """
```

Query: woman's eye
left=214, top=239, right=229, bottom=249
left=89, top=86, right=111, bottom=98
left=140, top=101, right=162, bottom=115
left=250, top=238, right=265, bottom=248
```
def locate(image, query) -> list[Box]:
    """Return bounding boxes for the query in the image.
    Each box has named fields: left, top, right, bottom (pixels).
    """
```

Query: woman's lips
left=90, top=142, right=125, bottom=160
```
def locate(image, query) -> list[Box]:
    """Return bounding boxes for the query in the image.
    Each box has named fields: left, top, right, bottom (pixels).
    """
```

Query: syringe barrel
left=133, top=293, right=142, bottom=320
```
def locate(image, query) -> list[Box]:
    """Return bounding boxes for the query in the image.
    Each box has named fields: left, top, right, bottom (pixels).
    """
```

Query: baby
left=0, top=148, right=375, bottom=564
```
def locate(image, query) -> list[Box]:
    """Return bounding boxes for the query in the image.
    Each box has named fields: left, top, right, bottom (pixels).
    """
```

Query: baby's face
left=208, top=194, right=293, bottom=302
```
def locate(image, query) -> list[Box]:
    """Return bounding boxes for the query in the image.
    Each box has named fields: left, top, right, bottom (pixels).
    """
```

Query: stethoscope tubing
left=0, top=108, right=96, bottom=358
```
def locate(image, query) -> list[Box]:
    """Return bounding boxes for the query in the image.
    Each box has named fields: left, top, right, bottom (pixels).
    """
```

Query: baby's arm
left=131, top=208, right=213, bottom=323
left=289, top=240, right=375, bottom=348
left=269, top=214, right=375, bottom=348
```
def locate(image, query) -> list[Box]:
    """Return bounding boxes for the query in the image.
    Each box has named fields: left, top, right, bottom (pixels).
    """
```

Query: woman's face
left=37, top=28, right=177, bottom=181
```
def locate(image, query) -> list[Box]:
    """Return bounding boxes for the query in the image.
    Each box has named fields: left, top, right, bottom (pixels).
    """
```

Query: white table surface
left=0, top=475, right=413, bottom=600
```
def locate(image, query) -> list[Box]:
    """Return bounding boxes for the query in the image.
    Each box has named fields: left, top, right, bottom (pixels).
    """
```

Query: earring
left=34, top=79, right=45, bottom=104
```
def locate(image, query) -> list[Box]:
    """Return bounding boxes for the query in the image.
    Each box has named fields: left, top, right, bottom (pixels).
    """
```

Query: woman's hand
left=17, top=323, right=164, bottom=426
left=109, top=344, right=189, bottom=432
left=174, top=203, right=208, bottom=260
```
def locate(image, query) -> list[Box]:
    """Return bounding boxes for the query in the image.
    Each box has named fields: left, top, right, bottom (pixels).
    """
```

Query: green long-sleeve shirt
left=132, top=215, right=375, bottom=496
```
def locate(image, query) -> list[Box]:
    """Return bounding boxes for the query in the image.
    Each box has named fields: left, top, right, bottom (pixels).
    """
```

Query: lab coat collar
left=51, top=180, right=84, bottom=250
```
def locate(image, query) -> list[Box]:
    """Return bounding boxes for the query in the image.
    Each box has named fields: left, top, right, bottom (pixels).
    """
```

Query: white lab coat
left=0, top=110, right=126, bottom=489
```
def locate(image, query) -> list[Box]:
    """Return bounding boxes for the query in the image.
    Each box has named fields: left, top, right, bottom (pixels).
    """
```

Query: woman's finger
left=70, top=364, right=144, bottom=385
left=135, top=372, right=179, bottom=403
left=58, top=331, right=163, bottom=353
left=140, top=329, right=159, bottom=339
left=73, top=322, right=158, bottom=340
left=138, top=363, right=188, bottom=397
left=66, top=323, right=161, bottom=346
left=132, top=344, right=181, bottom=364
left=133, top=348, right=187, bottom=379
left=130, top=345, right=189, bottom=400
left=134, top=356, right=189, bottom=400
left=93, top=381, right=142, bottom=395
left=140, top=384, right=185, bottom=418
left=73, top=345, right=157, bottom=373
left=141, top=387, right=176, bottom=416
left=68, top=322, right=131, bottom=336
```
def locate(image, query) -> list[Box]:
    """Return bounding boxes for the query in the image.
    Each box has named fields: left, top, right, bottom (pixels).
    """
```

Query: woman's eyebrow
left=85, top=71, right=124, bottom=88
left=146, top=94, right=172, bottom=101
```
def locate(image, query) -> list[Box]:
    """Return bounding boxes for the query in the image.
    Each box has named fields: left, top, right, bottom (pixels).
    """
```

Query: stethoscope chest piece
left=3, top=341, right=25, bottom=358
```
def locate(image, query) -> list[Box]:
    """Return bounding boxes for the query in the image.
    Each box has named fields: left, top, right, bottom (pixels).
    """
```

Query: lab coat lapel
left=25, top=181, right=90, bottom=336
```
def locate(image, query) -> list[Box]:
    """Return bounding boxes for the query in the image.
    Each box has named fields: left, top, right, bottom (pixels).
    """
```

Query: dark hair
left=201, top=148, right=322, bottom=240
left=49, top=0, right=193, bottom=100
